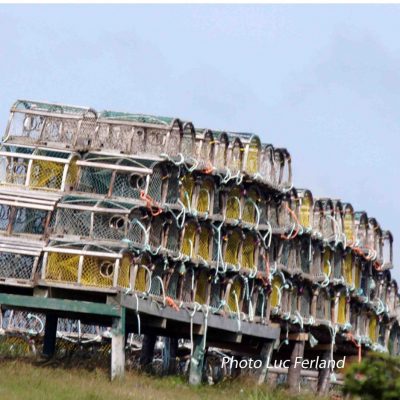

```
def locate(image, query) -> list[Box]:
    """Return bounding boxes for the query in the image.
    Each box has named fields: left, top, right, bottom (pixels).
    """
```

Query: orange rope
left=202, top=162, right=214, bottom=174
left=165, top=296, right=180, bottom=312
left=281, top=203, right=300, bottom=240
left=140, top=190, right=163, bottom=216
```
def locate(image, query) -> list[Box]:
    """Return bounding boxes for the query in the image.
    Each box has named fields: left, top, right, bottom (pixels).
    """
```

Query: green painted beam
left=0, top=293, right=121, bottom=317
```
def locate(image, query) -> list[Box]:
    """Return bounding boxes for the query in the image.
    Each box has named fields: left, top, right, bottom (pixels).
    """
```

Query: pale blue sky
left=0, top=5, right=399, bottom=278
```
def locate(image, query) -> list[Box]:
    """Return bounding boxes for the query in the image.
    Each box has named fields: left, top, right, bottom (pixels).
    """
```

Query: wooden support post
left=162, top=337, right=178, bottom=375
left=111, top=307, right=126, bottom=380
left=255, top=340, right=275, bottom=385
left=189, top=335, right=206, bottom=385
left=140, top=334, right=157, bottom=371
left=317, top=350, right=331, bottom=394
left=287, top=340, right=305, bottom=392
left=42, top=314, right=58, bottom=358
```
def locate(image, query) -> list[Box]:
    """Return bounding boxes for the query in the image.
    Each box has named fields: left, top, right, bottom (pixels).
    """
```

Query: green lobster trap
left=0, top=144, right=80, bottom=192
left=74, top=153, right=180, bottom=209
left=0, top=189, right=57, bottom=238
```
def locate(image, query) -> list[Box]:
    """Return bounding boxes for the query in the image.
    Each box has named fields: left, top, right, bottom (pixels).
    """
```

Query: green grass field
left=0, top=359, right=329, bottom=400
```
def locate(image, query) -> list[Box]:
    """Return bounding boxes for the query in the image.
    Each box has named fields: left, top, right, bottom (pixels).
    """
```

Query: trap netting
left=53, top=198, right=148, bottom=247
left=43, top=245, right=130, bottom=290
left=1, top=309, right=45, bottom=335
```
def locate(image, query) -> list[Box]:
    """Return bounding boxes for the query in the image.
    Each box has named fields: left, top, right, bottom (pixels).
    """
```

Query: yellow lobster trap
left=342, top=203, right=355, bottom=245
left=3, top=100, right=97, bottom=150
left=52, top=196, right=149, bottom=248
left=0, top=237, right=42, bottom=287
left=0, top=144, right=80, bottom=192
left=297, top=189, right=314, bottom=230
left=40, top=242, right=132, bottom=292
left=0, top=189, right=58, bottom=238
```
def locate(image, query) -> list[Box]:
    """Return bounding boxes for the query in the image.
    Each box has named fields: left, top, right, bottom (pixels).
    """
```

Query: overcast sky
left=0, top=4, right=399, bottom=279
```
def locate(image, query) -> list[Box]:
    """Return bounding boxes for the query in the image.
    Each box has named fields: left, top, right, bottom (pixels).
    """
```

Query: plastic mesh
left=166, top=271, right=181, bottom=300
left=112, top=173, right=142, bottom=200
left=80, top=257, right=116, bottom=288
left=241, top=234, right=256, bottom=271
left=197, top=179, right=213, bottom=214
left=227, top=278, right=242, bottom=312
left=225, top=188, right=241, bottom=220
left=209, top=278, right=222, bottom=308
left=147, top=165, right=164, bottom=203
left=146, top=129, right=167, bottom=155
left=181, top=269, right=194, bottom=303
left=0, top=204, right=11, bottom=231
left=181, top=222, right=196, bottom=258
left=245, top=140, right=259, bottom=175
left=337, top=294, right=347, bottom=324
left=166, top=129, right=181, bottom=157
left=2, top=157, right=29, bottom=185
left=180, top=175, right=195, bottom=210
left=12, top=207, right=47, bottom=235
left=45, top=252, right=79, bottom=284
left=242, top=189, right=258, bottom=225
left=198, top=226, right=212, bottom=263
left=195, top=270, right=208, bottom=304
left=76, top=167, right=112, bottom=195
left=299, top=196, right=312, bottom=227
left=8, top=112, right=44, bottom=143
left=300, top=288, right=311, bottom=318
left=0, top=252, right=36, bottom=280
left=29, top=160, right=64, bottom=190
left=135, top=265, right=149, bottom=292
left=2, top=310, right=44, bottom=334
left=224, top=230, right=241, bottom=267
left=54, top=208, right=91, bottom=237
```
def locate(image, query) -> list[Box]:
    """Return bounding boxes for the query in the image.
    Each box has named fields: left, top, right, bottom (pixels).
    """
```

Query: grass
left=0, top=359, right=330, bottom=400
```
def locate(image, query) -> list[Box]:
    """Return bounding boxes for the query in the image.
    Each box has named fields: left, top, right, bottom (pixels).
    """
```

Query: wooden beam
left=0, top=293, right=121, bottom=317
left=111, top=307, right=126, bottom=380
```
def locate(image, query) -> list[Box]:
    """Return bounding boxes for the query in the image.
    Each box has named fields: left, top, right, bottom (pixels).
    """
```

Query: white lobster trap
left=3, top=100, right=97, bottom=150
left=354, top=211, right=369, bottom=249
left=0, top=237, right=43, bottom=286
left=0, top=189, right=58, bottom=238
left=213, top=132, right=229, bottom=172
left=381, top=230, right=393, bottom=269
left=51, top=196, right=149, bottom=248
left=367, top=218, right=382, bottom=261
left=95, top=111, right=196, bottom=160
left=195, top=129, right=215, bottom=170
left=0, top=144, right=80, bottom=192
left=39, top=241, right=133, bottom=292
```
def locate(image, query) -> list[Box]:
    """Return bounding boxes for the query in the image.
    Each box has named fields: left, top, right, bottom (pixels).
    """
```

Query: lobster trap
left=343, top=203, right=355, bottom=244
left=95, top=111, right=196, bottom=159
left=195, top=129, right=215, bottom=169
left=0, top=237, right=42, bottom=286
left=354, top=211, right=369, bottom=249
left=40, top=242, right=132, bottom=291
left=3, top=100, right=97, bottom=150
left=0, top=189, right=57, bottom=238
left=52, top=196, right=149, bottom=247
left=75, top=153, right=180, bottom=209
left=0, top=144, right=80, bottom=192
left=315, top=288, right=331, bottom=322
left=297, top=189, right=313, bottom=230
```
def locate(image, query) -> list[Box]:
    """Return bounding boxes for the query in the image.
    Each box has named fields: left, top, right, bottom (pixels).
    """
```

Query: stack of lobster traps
left=0, top=99, right=398, bottom=384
